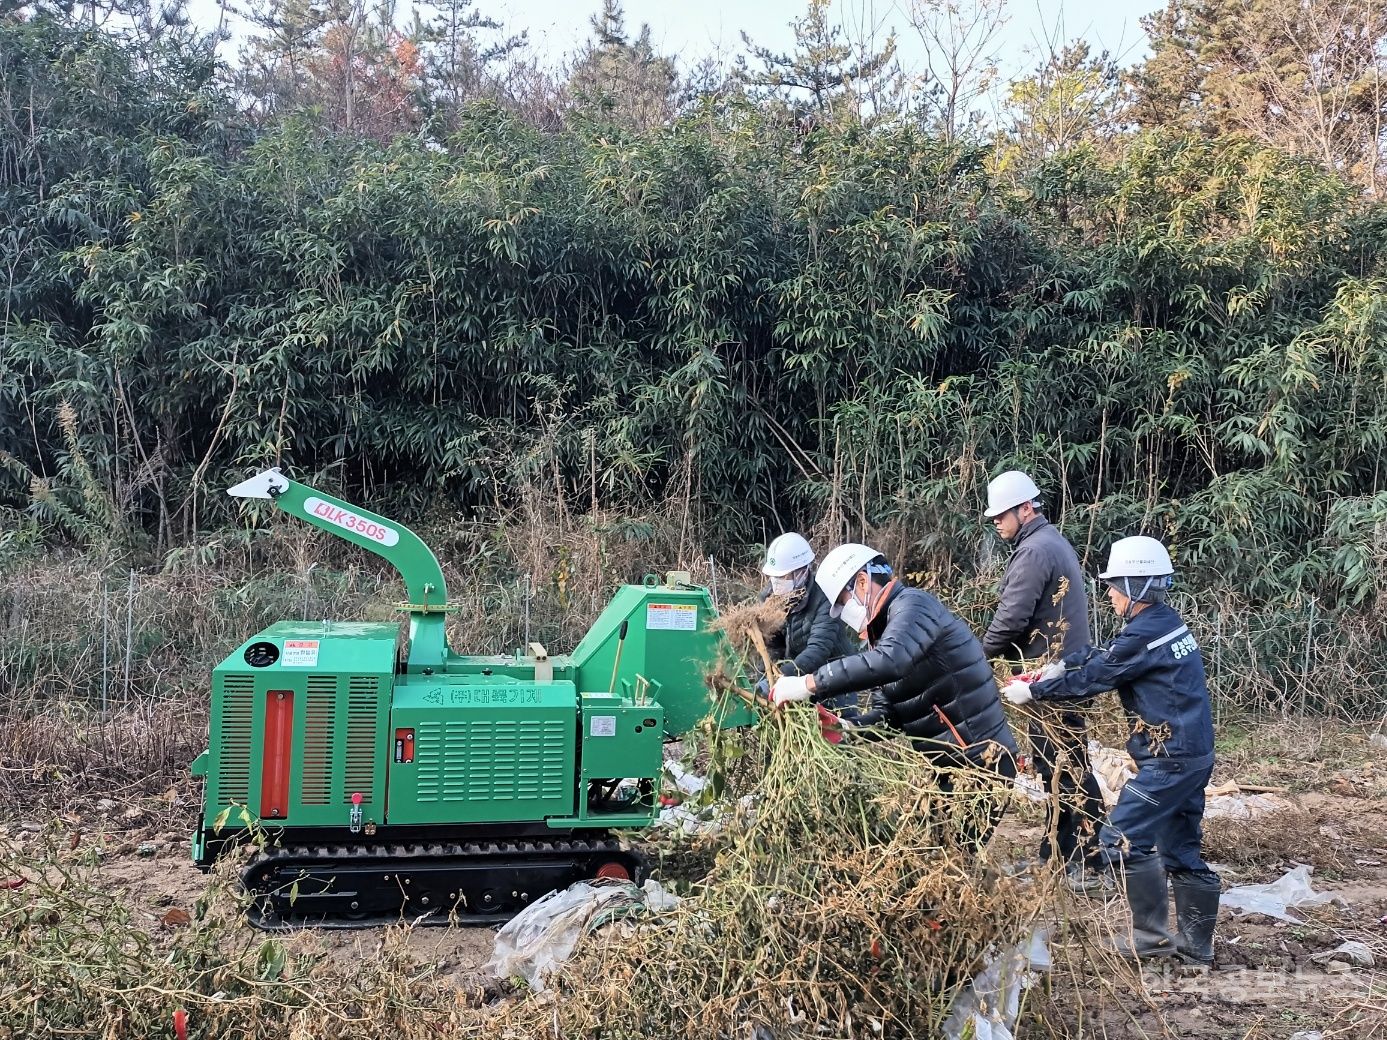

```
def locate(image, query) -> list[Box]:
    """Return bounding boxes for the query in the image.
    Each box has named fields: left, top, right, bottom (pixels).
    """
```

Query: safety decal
left=646, top=603, right=697, bottom=631
left=282, top=639, right=320, bottom=667
left=590, top=715, right=617, bottom=737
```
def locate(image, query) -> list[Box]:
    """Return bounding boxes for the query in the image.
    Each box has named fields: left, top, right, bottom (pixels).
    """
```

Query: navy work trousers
left=1099, top=752, right=1217, bottom=879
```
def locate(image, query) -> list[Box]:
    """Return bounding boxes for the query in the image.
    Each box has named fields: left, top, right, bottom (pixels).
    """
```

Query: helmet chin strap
left=1118, top=576, right=1156, bottom=619
left=843, top=562, right=895, bottom=637
left=862, top=576, right=896, bottom=631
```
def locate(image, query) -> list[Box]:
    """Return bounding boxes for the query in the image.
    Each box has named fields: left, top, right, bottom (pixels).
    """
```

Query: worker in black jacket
left=757, top=533, right=859, bottom=710
left=982, top=469, right=1104, bottom=889
left=771, top=543, right=1020, bottom=845
left=1004, top=536, right=1221, bottom=965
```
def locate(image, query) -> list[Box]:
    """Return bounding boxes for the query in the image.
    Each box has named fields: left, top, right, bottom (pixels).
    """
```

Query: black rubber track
left=241, top=837, right=643, bottom=930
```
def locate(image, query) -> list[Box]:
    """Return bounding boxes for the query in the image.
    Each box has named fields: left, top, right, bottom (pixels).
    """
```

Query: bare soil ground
left=1002, top=785, right=1387, bottom=1039
left=1009, top=720, right=1387, bottom=1039
left=2, top=720, right=1384, bottom=1038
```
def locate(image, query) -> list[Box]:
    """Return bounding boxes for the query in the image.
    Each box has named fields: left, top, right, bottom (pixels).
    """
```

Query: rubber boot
left=1171, top=872, right=1220, bottom=965
left=1113, top=858, right=1177, bottom=960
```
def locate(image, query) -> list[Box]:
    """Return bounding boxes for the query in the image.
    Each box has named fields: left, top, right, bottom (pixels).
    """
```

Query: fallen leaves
left=159, top=907, right=191, bottom=929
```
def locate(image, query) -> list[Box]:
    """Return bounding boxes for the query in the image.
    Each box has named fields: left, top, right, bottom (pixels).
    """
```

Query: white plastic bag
left=484, top=878, right=678, bottom=991
left=663, top=761, right=708, bottom=797
left=1088, top=741, right=1137, bottom=809
left=1220, top=865, right=1334, bottom=924
left=655, top=792, right=756, bottom=835
left=1012, top=774, right=1049, bottom=804
left=1203, top=793, right=1287, bottom=822
left=941, top=929, right=1051, bottom=1040
left=656, top=803, right=721, bottom=835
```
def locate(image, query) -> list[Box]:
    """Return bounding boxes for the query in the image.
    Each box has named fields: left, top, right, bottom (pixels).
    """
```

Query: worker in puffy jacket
left=981, top=469, right=1104, bottom=889
left=1003, top=536, right=1220, bottom=965
left=771, top=543, right=1020, bottom=844
left=757, top=533, right=859, bottom=711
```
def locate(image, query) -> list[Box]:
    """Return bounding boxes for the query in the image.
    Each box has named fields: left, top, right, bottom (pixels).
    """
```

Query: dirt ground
left=1008, top=720, right=1387, bottom=1039
left=1002, top=783, right=1387, bottom=1039
left=2, top=720, right=1385, bottom=1038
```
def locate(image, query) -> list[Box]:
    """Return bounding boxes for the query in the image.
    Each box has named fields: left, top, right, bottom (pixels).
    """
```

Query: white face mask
left=771, top=567, right=810, bottom=597
left=839, top=594, right=868, bottom=632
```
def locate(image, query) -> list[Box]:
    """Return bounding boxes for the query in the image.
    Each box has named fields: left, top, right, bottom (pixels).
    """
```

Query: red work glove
left=816, top=704, right=845, bottom=744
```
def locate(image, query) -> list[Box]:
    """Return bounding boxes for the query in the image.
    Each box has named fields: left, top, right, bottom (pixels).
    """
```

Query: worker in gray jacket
left=982, top=470, right=1104, bottom=888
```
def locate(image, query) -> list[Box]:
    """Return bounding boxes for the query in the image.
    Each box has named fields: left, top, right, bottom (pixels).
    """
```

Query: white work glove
left=1002, top=679, right=1034, bottom=706
left=1038, top=660, right=1065, bottom=682
left=772, top=675, right=812, bottom=707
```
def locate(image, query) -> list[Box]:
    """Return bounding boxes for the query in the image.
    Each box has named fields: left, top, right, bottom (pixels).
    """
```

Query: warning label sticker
left=282, top=640, right=320, bottom=667
left=646, top=603, right=697, bottom=631
left=590, top=715, right=617, bottom=737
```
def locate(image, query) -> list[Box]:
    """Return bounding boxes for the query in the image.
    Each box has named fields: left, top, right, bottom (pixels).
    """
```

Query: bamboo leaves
left=4, top=11, right=1387, bottom=606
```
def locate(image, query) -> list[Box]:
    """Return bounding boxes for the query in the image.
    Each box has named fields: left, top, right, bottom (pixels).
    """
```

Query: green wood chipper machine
left=190, top=468, right=755, bottom=928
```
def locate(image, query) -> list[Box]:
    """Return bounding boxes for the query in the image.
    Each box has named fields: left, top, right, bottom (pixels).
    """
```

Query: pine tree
left=236, top=0, right=328, bottom=121
left=1129, top=0, right=1387, bottom=195
left=737, top=0, right=897, bottom=121
left=415, top=0, right=525, bottom=125
left=567, top=0, right=677, bottom=131
left=1004, top=41, right=1120, bottom=159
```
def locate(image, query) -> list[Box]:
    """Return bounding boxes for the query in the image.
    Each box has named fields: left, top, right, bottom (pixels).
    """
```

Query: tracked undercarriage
left=241, top=836, right=643, bottom=929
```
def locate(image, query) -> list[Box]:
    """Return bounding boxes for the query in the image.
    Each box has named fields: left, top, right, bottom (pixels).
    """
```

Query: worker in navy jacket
left=1002, top=536, right=1220, bottom=965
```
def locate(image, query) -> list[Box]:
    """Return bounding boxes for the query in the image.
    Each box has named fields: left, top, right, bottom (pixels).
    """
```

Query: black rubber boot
left=1171, top=872, right=1220, bottom=965
left=1113, top=857, right=1177, bottom=960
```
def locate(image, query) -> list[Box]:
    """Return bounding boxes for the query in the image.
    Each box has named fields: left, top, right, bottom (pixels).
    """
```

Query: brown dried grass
left=0, top=832, right=494, bottom=1040
left=494, top=702, right=1038, bottom=1040
left=1202, top=803, right=1353, bottom=872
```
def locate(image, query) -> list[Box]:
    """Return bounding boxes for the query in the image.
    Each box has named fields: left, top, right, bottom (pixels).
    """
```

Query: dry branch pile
left=499, top=664, right=1039, bottom=1038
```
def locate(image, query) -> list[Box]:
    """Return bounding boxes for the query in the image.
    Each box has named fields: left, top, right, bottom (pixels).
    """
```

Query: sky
left=187, top=0, right=1167, bottom=78
left=501, top=0, right=1164, bottom=73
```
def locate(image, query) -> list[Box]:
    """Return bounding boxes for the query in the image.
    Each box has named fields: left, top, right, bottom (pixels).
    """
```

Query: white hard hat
left=762, top=532, right=815, bottom=576
left=1099, top=536, right=1173, bottom=579
left=984, top=470, right=1042, bottom=518
left=815, top=543, right=884, bottom=610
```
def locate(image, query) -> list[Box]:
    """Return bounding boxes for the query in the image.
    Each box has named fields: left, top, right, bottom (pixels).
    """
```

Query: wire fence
left=0, top=564, right=387, bottom=709
left=1, top=566, right=1383, bottom=725
left=1133, top=584, right=1380, bottom=724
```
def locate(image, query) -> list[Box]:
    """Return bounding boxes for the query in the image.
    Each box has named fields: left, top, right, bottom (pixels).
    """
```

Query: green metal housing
left=196, top=469, right=757, bottom=871
left=567, top=581, right=755, bottom=736
left=387, top=676, right=576, bottom=825
left=204, top=621, right=395, bottom=833
left=197, top=578, right=751, bottom=854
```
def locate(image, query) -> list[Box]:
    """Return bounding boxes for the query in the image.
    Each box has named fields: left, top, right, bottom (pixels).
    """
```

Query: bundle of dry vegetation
left=493, top=601, right=1041, bottom=1039
left=0, top=836, right=488, bottom=1039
